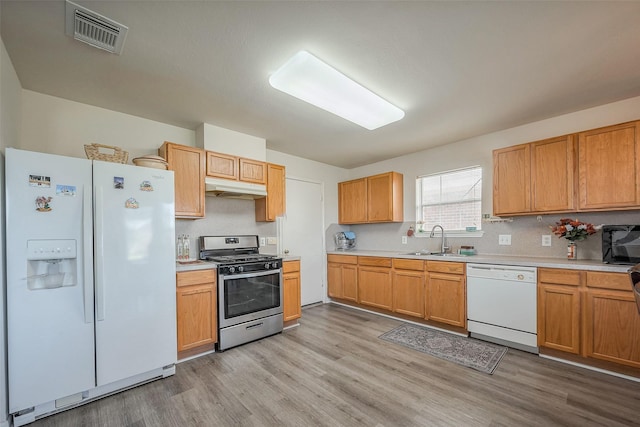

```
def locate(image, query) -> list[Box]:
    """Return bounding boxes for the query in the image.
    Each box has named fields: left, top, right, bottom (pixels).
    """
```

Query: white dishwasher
left=466, top=263, right=538, bottom=353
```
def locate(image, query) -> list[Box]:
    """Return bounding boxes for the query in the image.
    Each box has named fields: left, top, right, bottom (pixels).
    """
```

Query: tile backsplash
left=328, top=211, right=640, bottom=261
left=176, top=197, right=277, bottom=256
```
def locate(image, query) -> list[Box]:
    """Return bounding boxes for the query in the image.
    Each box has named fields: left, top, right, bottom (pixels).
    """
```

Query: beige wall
left=348, top=95, right=640, bottom=221
left=344, top=95, right=640, bottom=258
left=20, top=90, right=195, bottom=160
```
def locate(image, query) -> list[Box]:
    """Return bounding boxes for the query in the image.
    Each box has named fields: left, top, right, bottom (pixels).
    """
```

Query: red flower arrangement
left=550, top=218, right=598, bottom=242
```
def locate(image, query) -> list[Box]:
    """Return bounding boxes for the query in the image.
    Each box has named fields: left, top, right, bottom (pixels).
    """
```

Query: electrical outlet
left=402, top=236, right=408, bottom=244
left=542, top=235, right=552, bottom=247
left=498, top=234, right=511, bottom=245
left=260, top=237, right=266, bottom=246
left=267, top=237, right=277, bottom=245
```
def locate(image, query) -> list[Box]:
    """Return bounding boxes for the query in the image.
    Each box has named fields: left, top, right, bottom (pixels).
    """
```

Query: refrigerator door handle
left=83, top=184, right=94, bottom=324
left=95, top=186, right=106, bottom=321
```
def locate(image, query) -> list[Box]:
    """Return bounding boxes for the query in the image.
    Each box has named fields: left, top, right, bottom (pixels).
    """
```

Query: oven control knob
left=264, top=263, right=270, bottom=269
left=271, top=262, right=278, bottom=269
left=229, top=266, right=236, bottom=273
left=238, top=266, right=244, bottom=273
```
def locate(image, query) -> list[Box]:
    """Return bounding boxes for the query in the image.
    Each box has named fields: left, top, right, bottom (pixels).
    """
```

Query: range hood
left=205, top=177, right=267, bottom=199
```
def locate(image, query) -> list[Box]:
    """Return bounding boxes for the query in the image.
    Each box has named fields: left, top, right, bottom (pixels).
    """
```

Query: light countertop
left=326, top=249, right=632, bottom=273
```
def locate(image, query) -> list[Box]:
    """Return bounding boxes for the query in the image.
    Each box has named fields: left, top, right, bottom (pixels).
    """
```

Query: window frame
left=415, top=166, right=484, bottom=238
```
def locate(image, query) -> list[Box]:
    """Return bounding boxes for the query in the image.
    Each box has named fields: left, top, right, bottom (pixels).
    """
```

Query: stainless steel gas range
left=199, top=235, right=283, bottom=351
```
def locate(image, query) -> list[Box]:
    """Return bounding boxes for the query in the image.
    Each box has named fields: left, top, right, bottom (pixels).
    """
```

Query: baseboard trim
left=539, top=354, right=640, bottom=383
left=329, top=301, right=467, bottom=337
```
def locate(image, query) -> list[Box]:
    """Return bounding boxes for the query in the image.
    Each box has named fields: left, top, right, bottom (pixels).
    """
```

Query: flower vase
left=567, top=242, right=577, bottom=260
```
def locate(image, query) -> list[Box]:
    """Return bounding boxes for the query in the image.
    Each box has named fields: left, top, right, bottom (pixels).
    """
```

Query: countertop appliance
left=466, top=263, right=538, bottom=353
left=602, top=225, right=640, bottom=265
left=199, top=235, right=283, bottom=350
left=334, top=231, right=356, bottom=250
left=5, top=148, right=177, bottom=426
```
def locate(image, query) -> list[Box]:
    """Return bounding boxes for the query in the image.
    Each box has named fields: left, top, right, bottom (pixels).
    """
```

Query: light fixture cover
left=269, top=51, right=404, bottom=130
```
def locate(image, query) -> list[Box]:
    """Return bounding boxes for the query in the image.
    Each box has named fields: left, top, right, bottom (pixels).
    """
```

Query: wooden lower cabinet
left=327, top=254, right=358, bottom=301
left=584, top=288, right=640, bottom=368
left=357, top=257, right=393, bottom=310
left=283, top=260, right=301, bottom=322
left=426, top=272, right=466, bottom=327
left=176, top=270, right=217, bottom=357
left=537, top=283, right=581, bottom=354
left=538, top=268, right=640, bottom=371
left=392, top=259, right=425, bottom=318
left=425, top=261, right=466, bottom=328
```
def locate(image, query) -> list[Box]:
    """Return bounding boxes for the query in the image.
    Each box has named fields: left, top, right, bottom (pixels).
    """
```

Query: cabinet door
left=367, top=172, right=403, bottom=223
left=358, top=266, right=393, bottom=310
left=584, top=289, right=640, bottom=368
left=283, top=272, right=301, bottom=321
left=537, top=284, right=581, bottom=354
left=206, top=151, right=238, bottom=180
left=159, top=142, right=206, bottom=218
left=427, top=273, right=466, bottom=327
left=531, top=135, right=576, bottom=212
left=176, top=284, right=217, bottom=352
left=338, top=178, right=367, bottom=224
left=327, top=263, right=344, bottom=298
left=493, top=144, right=531, bottom=216
left=342, top=265, right=358, bottom=302
left=393, top=270, right=425, bottom=318
left=239, top=158, right=267, bottom=184
left=256, top=163, right=285, bottom=222
left=578, top=121, right=640, bottom=210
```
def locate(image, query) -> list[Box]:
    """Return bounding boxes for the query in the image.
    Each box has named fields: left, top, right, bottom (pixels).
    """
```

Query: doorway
left=282, top=177, right=325, bottom=306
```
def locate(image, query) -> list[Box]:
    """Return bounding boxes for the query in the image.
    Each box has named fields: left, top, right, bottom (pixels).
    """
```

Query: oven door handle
left=220, top=269, right=281, bottom=281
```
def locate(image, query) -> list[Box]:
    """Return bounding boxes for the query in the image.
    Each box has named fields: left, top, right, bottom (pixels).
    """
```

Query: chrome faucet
left=430, top=225, right=449, bottom=254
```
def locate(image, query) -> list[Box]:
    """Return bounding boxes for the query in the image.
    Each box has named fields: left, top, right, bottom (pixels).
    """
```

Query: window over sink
left=416, top=166, right=482, bottom=236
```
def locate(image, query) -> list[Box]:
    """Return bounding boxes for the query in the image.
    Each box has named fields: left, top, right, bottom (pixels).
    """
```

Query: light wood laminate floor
left=31, top=303, right=640, bottom=426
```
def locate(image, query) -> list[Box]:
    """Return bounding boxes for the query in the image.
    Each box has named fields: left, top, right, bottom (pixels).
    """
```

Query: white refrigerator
left=5, top=148, right=177, bottom=425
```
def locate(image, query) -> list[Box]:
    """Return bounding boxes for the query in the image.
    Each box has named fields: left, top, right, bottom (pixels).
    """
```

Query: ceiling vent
left=65, top=0, right=128, bottom=55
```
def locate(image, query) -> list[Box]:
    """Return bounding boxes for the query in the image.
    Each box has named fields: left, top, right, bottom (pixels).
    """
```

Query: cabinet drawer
left=177, top=269, right=216, bottom=287
left=283, top=260, right=300, bottom=274
left=586, top=271, right=630, bottom=291
left=358, top=256, right=392, bottom=268
left=538, top=268, right=582, bottom=286
left=392, top=258, right=425, bottom=271
left=426, top=261, right=464, bottom=275
left=327, top=254, right=358, bottom=264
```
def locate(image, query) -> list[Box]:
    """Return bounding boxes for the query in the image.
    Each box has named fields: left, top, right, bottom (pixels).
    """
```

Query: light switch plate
left=542, top=235, right=552, bottom=247
left=498, top=234, right=511, bottom=245
left=260, top=237, right=266, bottom=246
left=402, top=236, right=408, bottom=244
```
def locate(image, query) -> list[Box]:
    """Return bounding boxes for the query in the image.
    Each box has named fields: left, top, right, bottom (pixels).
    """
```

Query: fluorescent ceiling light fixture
left=269, top=51, right=404, bottom=130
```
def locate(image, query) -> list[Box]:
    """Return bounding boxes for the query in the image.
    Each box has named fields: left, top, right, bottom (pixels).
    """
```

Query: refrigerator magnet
left=125, top=197, right=139, bottom=209
left=29, top=174, right=51, bottom=188
left=139, top=180, right=154, bottom=192
left=114, top=177, right=124, bottom=189
left=35, top=196, right=53, bottom=212
left=56, top=184, right=76, bottom=196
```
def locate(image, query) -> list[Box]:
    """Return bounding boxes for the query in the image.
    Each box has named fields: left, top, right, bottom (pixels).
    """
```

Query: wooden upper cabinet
left=493, top=144, right=531, bottom=216
left=255, top=163, right=286, bottom=222
left=239, top=158, right=267, bottom=184
left=206, top=151, right=267, bottom=185
left=494, top=135, right=576, bottom=216
left=531, top=135, right=576, bottom=212
left=339, top=178, right=367, bottom=224
left=206, top=151, right=238, bottom=180
left=367, top=172, right=403, bottom=223
left=159, top=142, right=206, bottom=218
left=578, top=121, right=640, bottom=211
left=338, top=172, right=403, bottom=224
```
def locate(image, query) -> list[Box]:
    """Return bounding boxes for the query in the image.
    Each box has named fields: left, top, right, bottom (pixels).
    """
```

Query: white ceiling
left=2, top=1, right=640, bottom=168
